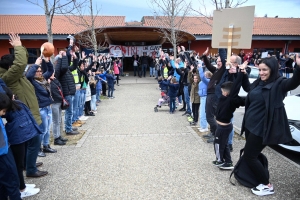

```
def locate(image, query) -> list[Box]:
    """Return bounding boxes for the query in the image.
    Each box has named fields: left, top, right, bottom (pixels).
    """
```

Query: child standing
left=188, top=66, right=200, bottom=125
left=162, top=76, right=179, bottom=114
left=198, top=66, right=212, bottom=132
left=106, top=70, right=115, bottom=99
left=212, top=62, right=248, bottom=170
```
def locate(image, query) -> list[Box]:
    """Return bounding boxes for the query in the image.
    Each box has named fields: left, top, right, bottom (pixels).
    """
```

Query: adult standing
left=241, top=55, right=300, bottom=196
left=132, top=53, right=139, bottom=77
left=201, top=47, right=226, bottom=142
left=55, top=39, right=79, bottom=135
left=26, top=57, right=55, bottom=156
left=0, top=33, right=47, bottom=178
left=140, top=52, right=150, bottom=77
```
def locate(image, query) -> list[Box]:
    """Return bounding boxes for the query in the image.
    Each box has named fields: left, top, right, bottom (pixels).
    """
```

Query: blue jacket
left=26, top=62, right=54, bottom=108
left=95, top=75, right=102, bottom=90
left=0, top=117, right=8, bottom=156
left=99, top=71, right=107, bottom=82
left=162, top=80, right=179, bottom=97
left=158, top=79, right=168, bottom=91
left=4, top=101, right=42, bottom=145
left=0, top=78, right=6, bottom=93
left=106, top=73, right=115, bottom=86
left=198, top=67, right=210, bottom=97
left=170, top=60, right=183, bottom=82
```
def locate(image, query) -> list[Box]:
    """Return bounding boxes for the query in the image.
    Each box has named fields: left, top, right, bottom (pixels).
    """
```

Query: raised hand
left=203, top=47, right=209, bottom=56
left=296, top=53, right=300, bottom=66
left=8, top=33, right=22, bottom=47
left=35, top=57, right=42, bottom=65
left=82, top=51, right=86, bottom=59
left=74, top=45, right=79, bottom=52
left=69, top=39, right=74, bottom=46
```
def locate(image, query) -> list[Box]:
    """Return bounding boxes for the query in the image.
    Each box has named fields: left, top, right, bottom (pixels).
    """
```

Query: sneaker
left=37, top=149, right=46, bottom=157
left=199, top=128, right=209, bottom=132
left=79, top=116, right=89, bottom=121
left=251, top=184, right=274, bottom=196
left=207, top=137, right=215, bottom=143
left=212, top=160, right=224, bottom=166
left=219, top=162, right=234, bottom=170
left=179, top=108, right=186, bottom=112
left=21, top=187, right=40, bottom=198
left=202, top=132, right=213, bottom=138
left=25, top=184, right=36, bottom=188
left=178, top=103, right=183, bottom=106
left=187, top=116, right=194, bottom=122
left=190, top=121, right=196, bottom=126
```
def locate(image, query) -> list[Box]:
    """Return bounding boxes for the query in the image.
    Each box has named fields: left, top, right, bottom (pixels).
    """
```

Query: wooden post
left=227, top=24, right=234, bottom=62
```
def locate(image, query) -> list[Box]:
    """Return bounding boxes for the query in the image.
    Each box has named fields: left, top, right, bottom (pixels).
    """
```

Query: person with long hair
left=241, top=54, right=300, bottom=196
left=26, top=57, right=55, bottom=157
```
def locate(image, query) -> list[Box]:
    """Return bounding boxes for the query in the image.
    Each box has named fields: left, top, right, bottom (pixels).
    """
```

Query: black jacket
left=55, top=56, right=77, bottom=96
left=241, top=64, right=300, bottom=145
left=50, top=78, right=63, bottom=103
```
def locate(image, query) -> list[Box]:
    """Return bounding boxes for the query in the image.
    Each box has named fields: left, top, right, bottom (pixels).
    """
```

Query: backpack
left=230, top=148, right=269, bottom=188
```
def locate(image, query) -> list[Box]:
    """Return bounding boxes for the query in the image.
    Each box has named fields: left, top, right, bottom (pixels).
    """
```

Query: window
left=9, top=48, right=41, bottom=64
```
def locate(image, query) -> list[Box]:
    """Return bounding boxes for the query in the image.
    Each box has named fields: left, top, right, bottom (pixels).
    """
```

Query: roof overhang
left=74, top=26, right=196, bottom=45
left=195, top=35, right=300, bottom=41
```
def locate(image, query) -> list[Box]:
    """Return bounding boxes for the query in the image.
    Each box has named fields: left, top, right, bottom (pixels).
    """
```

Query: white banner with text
left=109, top=45, right=162, bottom=57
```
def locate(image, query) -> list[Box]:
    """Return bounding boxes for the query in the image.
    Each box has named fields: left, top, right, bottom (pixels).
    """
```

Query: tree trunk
left=46, top=14, right=53, bottom=44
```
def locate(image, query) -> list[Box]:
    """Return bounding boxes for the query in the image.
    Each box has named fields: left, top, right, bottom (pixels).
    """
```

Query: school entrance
left=74, top=26, right=196, bottom=72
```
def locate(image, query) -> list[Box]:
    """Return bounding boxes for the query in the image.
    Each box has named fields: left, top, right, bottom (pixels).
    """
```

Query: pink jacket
left=113, top=63, right=119, bottom=74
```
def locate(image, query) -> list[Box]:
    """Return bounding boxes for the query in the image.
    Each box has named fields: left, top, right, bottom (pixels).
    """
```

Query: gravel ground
left=24, top=75, right=300, bottom=200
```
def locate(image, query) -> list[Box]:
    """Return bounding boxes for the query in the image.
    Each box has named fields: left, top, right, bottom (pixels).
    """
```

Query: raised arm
left=198, top=67, right=210, bottom=85
left=282, top=54, right=300, bottom=92
left=1, top=33, right=28, bottom=85
left=202, top=47, right=216, bottom=74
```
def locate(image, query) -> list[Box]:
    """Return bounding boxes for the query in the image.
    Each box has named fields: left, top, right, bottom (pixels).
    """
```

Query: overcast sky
left=1, top=0, right=299, bottom=21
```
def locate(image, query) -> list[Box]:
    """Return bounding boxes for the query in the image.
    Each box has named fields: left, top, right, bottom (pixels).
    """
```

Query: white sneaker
left=25, top=184, right=36, bottom=188
left=251, top=184, right=274, bottom=196
left=199, top=128, right=209, bottom=132
left=21, top=187, right=40, bottom=198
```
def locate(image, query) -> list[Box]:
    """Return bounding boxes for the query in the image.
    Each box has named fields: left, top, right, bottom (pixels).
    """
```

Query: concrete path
left=25, top=75, right=300, bottom=200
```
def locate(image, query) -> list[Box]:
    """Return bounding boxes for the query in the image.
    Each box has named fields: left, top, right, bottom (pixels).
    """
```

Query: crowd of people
left=152, top=45, right=300, bottom=197
left=0, top=33, right=122, bottom=199
left=0, top=32, right=300, bottom=199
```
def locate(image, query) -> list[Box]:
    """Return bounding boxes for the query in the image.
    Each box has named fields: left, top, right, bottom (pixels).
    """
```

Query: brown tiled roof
left=0, top=15, right=126, bottom=35
left=143, top=16, right=300, bottom=36
left=1, top=15, right=299, bottom=36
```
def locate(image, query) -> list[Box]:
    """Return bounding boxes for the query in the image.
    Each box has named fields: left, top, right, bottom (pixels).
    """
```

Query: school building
left=0, top=15, right=300, bottom=69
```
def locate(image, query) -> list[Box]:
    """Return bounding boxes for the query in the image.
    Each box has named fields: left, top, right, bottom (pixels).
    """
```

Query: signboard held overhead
left=211, top=6, right=255, bottom=49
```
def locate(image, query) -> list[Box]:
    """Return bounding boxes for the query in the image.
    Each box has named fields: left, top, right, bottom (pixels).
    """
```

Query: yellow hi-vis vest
left=163, top=67, right=168, bottom=78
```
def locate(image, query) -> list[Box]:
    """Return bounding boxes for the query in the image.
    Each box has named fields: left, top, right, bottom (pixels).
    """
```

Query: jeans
left=244, top=131, right=268, bottom=185
left=178, top=95, right=182, bottom=104
left=39, top=106, right=52, bottom=146
left=64, top=95, right=74, bottom=132
left=51, top=102, right=62, bottom=139
left=142, top=64, right=147, bottom=77
left=133, top=65, right=138, bottom=76
left=150, top=67, right=155, bottom=76
left=200, top=96, right=208, bottom=129
left=91, top=95, right=96, bottom=111
left=108, top=84, right=114, bottom=97
left=0, top=148, right=22, bottom=200
left=183, top=86, right=191, bottom=113
left=26, top=134, right=40, bottom=175
left=79, top=89, right=86, bottom=117
left=206, top=94, right=218, bottom=135
left=96, top=89, right=101, bottom=102
left=72, top=89, right=81, bottom=123
left=169, top=97, right=176, bottom=112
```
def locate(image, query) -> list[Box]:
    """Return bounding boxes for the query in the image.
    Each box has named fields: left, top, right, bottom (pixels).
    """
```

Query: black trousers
left=10, top=143, right=26, bottom=190
left=0, top=148, right=21, bottom=200
left=192, top=103, right=200, bottom=122
left=115, top=74, right=119, bottom=85
left=244, top=130, right=269, bottom=185
left=205, top=94, right=218, bottom=135
left=102, top=82, right=107, bottom=96
left=84, top=100, right=91, bottom=115
left=214, top=123, right=232, bottom=163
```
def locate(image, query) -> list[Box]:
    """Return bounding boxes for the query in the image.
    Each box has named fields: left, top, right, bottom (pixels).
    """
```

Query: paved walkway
left=26, top=75, right=299, bottom=200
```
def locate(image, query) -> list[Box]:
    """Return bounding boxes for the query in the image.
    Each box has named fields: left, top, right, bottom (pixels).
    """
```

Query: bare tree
left=62, top=0, right=109, bottom=55
left=149, top=0, right=192, bottom=57
left=26, top=0, right=85, bottom=44
left=192, top=0, right=248, bottom=26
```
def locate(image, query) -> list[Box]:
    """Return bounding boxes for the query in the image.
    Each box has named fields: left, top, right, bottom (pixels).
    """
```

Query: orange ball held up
left=41, top=42, right=54, bottom=57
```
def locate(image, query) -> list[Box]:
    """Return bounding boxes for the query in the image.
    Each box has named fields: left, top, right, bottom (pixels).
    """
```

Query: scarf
left=34, top=76, right=52, bottom=99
